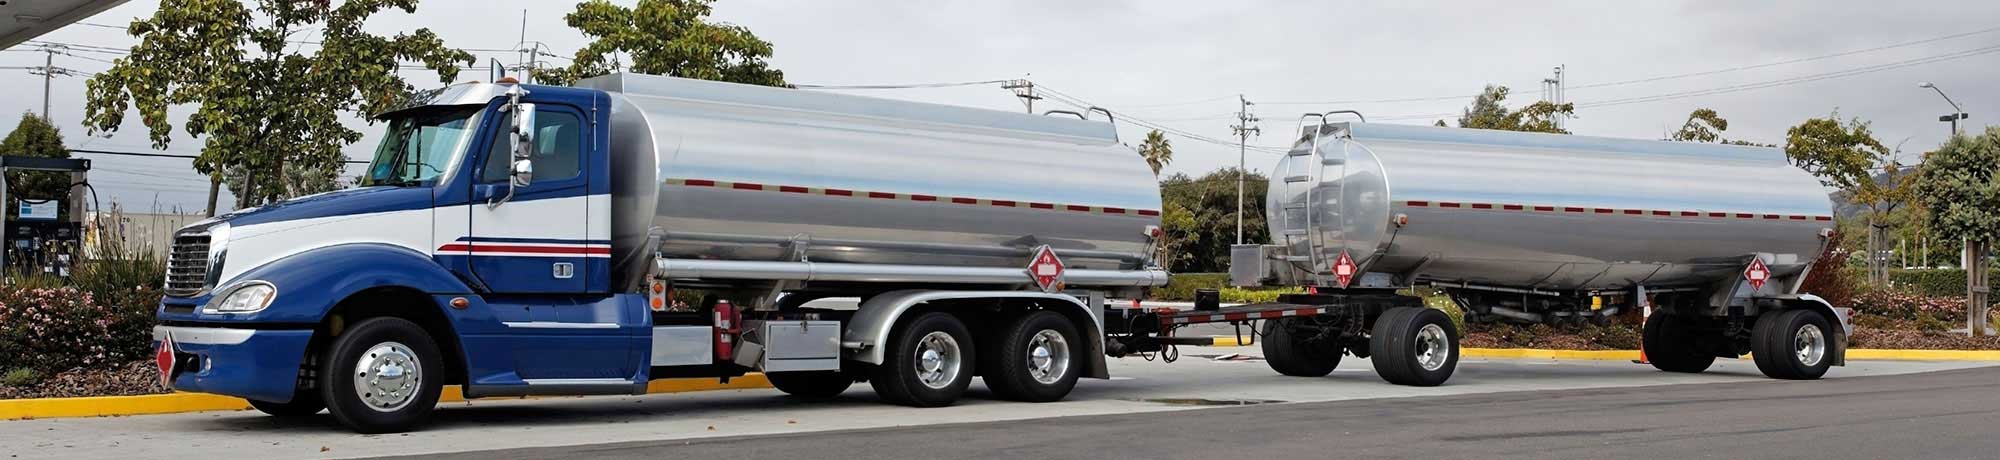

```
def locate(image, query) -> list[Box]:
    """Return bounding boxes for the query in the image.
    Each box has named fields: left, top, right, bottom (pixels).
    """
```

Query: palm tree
left=1139, top=130, right=1173, bottom=175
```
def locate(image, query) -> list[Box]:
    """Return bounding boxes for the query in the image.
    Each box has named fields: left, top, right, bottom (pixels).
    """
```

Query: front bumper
left=152, top=325, right=314, bottom=403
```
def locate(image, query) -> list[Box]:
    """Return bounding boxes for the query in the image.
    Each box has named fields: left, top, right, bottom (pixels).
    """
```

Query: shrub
left=1886, top=269, right=1987, bottom=297
left=1153, top=273, right=1231, bottom=301
left=0, top=287, right=137, bottom=373
left=0, top=368, right=37, bottom=387
left=1850, top=289, right=1963, bottom=323
left=1799, top=231, right=1861, bottom=309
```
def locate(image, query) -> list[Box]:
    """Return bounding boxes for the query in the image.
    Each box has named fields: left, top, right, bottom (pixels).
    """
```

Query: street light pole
left=1917, top=82, right=1968, bottom=137
left=1918, top=81, right=1988, bottom=336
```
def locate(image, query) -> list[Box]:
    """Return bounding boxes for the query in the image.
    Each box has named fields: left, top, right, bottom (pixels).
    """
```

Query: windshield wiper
left=376, top=124, right=421, bottom=186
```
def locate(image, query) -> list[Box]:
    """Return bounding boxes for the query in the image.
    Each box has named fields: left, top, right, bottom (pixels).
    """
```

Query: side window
left=481, top=108, right=584, bottom=183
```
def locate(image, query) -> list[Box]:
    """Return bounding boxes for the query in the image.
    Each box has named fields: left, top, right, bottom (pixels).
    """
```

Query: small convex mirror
left=508, top=103, right=537, bottom=187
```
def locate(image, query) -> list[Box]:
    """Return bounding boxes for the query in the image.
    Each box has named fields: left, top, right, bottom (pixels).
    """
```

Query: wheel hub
left=1414, top=323, right=1451, bottom=372
left=353, top=341, right=422, bottom=412
left=1027, top=329, right=1070, bottom=384
left=1794, top=323, right=1826, bottom=367
left=913, top=331, right=961, bottom=390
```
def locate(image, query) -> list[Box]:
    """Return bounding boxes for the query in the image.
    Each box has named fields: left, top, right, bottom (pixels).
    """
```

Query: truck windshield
left=362, top=106, right=484, bottom=186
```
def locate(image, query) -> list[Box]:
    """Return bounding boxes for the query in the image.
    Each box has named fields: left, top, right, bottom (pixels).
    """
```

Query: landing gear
left=869, top=312, right=975, bottom=407
left=1752, top=309, right=1832, bottom=380
left=1370, top=307, right=1457, bottom=387
left=1643, top=313, right=1716, bottom=373
left=982, top=311, right=1082, bottom=402
left=320, top=318, right=445, bottom=433
left=1262, top=317, right=1342, bottom=377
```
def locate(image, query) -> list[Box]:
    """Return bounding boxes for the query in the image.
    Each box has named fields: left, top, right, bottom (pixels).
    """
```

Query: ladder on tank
left=1275, top=112, right=1360, bottom=285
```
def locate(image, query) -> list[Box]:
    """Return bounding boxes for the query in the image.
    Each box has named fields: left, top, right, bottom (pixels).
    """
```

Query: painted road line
left=0, top=374, right=773, bottom=421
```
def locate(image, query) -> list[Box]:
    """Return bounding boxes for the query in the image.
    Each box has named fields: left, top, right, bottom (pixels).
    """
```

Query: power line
left=795, top=79, right=1010, bottom=90
left=1033, top=84, right=1289, bottom=154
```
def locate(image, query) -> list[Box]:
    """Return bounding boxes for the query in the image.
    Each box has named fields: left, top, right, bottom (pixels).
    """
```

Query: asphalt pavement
left=388, top=366, right=2000, bottom=460
left=2, top=345, right=1993, bottom=459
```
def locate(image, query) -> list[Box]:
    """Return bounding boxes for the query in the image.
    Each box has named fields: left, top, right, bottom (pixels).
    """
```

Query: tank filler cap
left=1393, top=213, right=1410, bottom=227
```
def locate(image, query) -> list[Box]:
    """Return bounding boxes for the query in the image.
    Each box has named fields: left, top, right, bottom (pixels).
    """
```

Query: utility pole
left=1003, top=79, right=1041, bottom=114
left=1231, top=95, right=1260, bottom=245
left=42, top=48, right=53, bottom=118
left=1541, top=64, right=1567, bottom=131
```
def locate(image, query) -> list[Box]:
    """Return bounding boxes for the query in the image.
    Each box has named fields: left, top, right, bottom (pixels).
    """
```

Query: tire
left=320, top=317, right=446, bottom=434
left=1261, top=317, right=1341, bottom=377
left=767, top=371, right=853, bottom=399
left=1369, top=307, right=1457, bottom=387
left=982, top=311, right=1083, bottom=402
left=1643, top=313, right=1717, bottom=373
left=1752, top=310, right=1834, bottom=380
left=248, top=391, right=325, bottom=417
left=869, top=312, right=975, bottom=407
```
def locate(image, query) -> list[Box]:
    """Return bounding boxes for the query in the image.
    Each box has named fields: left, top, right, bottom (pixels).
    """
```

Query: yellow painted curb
left=1, top=374, right=773, bottom=421
left=1847, top=349, right=2000, bottom=361
left=1460, top=348, right=1641, bottom=361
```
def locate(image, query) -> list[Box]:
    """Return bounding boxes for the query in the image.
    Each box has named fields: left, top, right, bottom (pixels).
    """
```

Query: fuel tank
left=1265, top=122, right=1833, bottom=292
left=573, top=74, right=1162, bottom=289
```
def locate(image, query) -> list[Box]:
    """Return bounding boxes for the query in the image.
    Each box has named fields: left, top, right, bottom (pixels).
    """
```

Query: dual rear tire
left=1369, top=307, right=1458, bottom=387
left=868, top=311, right=1083, bottom=407
left=1752, top=309, right=1833, bottom=380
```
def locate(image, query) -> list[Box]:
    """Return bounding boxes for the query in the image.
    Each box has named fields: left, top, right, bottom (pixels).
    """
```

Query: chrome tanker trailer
left=1224, top=115, right=1852, bottom=385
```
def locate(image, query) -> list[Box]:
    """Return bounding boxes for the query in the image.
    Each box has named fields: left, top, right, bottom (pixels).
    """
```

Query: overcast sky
left=3, top=0, right=1997, bottom=214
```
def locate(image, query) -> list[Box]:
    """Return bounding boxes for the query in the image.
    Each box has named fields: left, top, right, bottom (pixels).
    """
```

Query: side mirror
left=510, top=158, right=533, bottom=187
left=510, top=103, right=537, bottom=158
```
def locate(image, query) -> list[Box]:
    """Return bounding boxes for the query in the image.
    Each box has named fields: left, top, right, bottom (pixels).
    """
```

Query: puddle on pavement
left=1132, top=398, right=1287, bottom=406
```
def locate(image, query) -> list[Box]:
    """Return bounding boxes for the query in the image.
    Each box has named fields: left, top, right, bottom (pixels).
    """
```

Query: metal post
left=42, top=48, right=53, bottom=118
left=1230, top=95, right=1258, bottom=245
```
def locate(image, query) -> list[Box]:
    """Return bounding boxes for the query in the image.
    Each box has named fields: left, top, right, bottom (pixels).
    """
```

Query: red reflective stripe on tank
left=1534, top=206, right=1556, bottom=212
left=1763, top=214, right=1781, bottom=220
left=910, top=194, right=938, bottom=202
left=1814, top=216, right=1833, bottom=221
left=951, top=197, right=978, bottom=204
left=1471, top=203, right=1494, bottom=209
left=1066, top=205, right=1091, bottom=212
left=1405, top=201, right=1430, bottom=207
left=1137, top=209, right=1161, bottom=216
left=1502, top=204, right=1524, bottom=210
left=1709, top=212, right=1729, bottom=218
left=824, top=188, right=854, bottom=197
left=1681, top=211, right=1700, bottom=217
left=1564, top=207, right=1586, bottom=213
left=669, top=178, right=1159, bottom=217
left=732, top=182, right=764, bottom=191
left=1439, top=202, right=1462, bottom=208
left=778, top=186, right=809, bottom=193
left=868, top=191, right=896, bottom=199
left=1788, top=215, right=1809, bottom=220
left=1103, top=207, right=1127, bottom=214
left=683, top=179, right=716, bottom=187
left=990, top=200, right=1018, bottom=207
left=1623, top=209, right=1643, bottom=215
left=1030, top=202, right=1056, bottom=210
left=1595, top=208, right=1615, bottom=214
left=1735, top=213, right=1754, bottom=218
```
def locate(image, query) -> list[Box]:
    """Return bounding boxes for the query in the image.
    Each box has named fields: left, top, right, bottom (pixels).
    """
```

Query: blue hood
left=219, top=186, right=436, bottom=227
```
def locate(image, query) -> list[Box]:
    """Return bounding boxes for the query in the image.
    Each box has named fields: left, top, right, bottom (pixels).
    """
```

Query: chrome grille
left=166, top=233, right=212, bottom=296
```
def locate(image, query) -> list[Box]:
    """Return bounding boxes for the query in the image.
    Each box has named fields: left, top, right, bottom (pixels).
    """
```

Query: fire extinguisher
left=714, top=299, right=740, bottom=362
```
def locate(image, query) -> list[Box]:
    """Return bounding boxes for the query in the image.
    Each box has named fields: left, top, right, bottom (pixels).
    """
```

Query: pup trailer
left=152, top=74, right=1846, bottom=433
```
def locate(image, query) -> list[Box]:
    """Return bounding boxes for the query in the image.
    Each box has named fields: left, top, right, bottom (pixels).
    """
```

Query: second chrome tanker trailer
left=1212, top=116, right=1849, bottom=385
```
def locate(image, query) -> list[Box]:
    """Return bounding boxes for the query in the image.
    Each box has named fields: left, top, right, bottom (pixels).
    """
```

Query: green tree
left=82, top=0, right=472, bottom=215
left=536, top=0, right=785, bottom=87
left=1670, top=108, right=1729, bottom=143
left=1911, top=127, right=2000, bottom=335
left=1441, top=85, right=1574, bottom=134
left=0, top=113, right=73, bottom=219
left=1784, top=113, right=1904, bottom=286
left=1137, top=130, right=1172, bottom=175
left=1159, top=168, right=1269, bottom=273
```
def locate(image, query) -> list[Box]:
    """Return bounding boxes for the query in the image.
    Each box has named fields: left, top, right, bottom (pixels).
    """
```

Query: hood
left=213, top=186, right=436, bottom=228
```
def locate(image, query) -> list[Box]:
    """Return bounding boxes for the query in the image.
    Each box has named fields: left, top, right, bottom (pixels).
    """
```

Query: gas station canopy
left=0, top=0, right=128, bottom=50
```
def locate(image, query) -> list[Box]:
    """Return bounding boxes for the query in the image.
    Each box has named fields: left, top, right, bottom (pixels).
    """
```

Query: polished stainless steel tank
left=1265, top=121, right=1833, bottom=292
left=574, top=74, right=1162, bottom=289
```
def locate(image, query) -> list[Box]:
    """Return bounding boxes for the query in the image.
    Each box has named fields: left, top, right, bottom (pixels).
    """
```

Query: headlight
left=206, top=282, right=276, bottom=314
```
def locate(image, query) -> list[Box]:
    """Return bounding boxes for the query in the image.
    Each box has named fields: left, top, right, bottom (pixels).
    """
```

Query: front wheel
left=981, top=311, right=1083, bottom=402
left=1369, top=307, right=1458, bottom=387
left=1643, top=313, right=1716, bottom=373
left=869, top=312, right=975, bottom=407
left=320, top=317, right=446, bottom=433
left=1752, top=309, right=1833, bottom=380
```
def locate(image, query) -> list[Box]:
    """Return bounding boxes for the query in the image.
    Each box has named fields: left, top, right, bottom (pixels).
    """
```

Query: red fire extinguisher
left=714, top=300, right=740, bottom=362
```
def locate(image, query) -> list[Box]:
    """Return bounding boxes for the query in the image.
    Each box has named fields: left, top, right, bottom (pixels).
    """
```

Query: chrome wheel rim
left=1414, top=324, right=1452, bottom=372
left=1027, top=329, right=1071, bottom=385
left=914, top=331, right=962, bottom=390
left=1794, top=323, right=1826, bottom=367
left=353, top=341, right=422, bottom=412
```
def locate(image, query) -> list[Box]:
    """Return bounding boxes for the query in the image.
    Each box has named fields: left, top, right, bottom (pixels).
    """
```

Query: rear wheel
left=248, top=391, right=325, bottom=417
left=982, top=311, right=1082, bottom=402
left=869, top=312, right=975, bottom=407
left=320, top=318, right=445, bottom=434
left=1262, top=317, right=1341, bottom=377
left=1752, top=309, right=1833, bottom=380
left=1369, top=307, right=1458, bottom=387
left=1643, top=313, right=1716, bottom=373
left=767, top=371, right=853, bottom=399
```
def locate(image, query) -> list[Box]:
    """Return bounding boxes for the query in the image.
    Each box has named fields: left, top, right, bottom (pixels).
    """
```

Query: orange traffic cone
left=1633, top=302, right=1651, bottom=364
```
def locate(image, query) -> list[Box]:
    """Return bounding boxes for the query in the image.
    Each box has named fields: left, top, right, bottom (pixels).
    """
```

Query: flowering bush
left=0, top=287, right=131, bottom=373
left=1849, top=289, right=1964, bottom=324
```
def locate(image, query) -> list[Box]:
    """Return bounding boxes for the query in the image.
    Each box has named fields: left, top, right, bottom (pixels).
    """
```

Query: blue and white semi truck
left=152, top=72, right=1846, bottom=434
